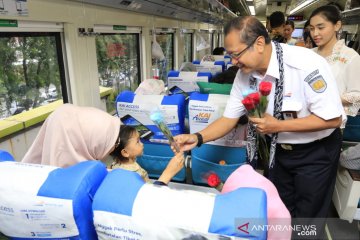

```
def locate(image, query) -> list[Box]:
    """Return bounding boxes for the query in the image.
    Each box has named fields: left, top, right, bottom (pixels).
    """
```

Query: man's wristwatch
left=194, top=132, right=203, bottom=147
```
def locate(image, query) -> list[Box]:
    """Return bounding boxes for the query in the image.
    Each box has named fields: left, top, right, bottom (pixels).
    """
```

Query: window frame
left=151, top=29, right=175, bottom=79
left=0, top=31, right=68, bottom=113
left=183, top=31, right=193, bottom=62
left=94, top=25, right=142, bottom=91
left=96, top=32, right=142, bottom=89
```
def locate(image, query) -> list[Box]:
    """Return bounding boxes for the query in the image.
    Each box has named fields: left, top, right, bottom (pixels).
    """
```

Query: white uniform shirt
left=224, top=42, right=346, bottom=144
left=313, top=40, right=360, bottom=116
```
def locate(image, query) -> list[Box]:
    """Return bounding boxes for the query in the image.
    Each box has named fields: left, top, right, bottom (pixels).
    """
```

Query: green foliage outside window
left=0, top=33, right=63, bottom=120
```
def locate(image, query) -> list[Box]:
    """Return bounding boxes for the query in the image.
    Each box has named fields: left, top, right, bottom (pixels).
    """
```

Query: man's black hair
left=269, top=11, right=285, bottom=28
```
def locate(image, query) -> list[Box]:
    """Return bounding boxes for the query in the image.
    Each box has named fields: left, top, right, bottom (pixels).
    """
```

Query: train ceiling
left=74, top=0, right=237, bottom=24
left=74, top=0, right=348, bottom=24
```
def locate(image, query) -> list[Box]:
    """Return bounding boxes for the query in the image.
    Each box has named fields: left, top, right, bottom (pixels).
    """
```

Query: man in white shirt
left=175, top=16, right=345, bottom=238
left=269, top=11, right=286, bottom=43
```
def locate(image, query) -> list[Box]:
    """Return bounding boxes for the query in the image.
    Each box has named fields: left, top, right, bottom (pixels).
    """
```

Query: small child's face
left=124, top=131, right=144, bottom=158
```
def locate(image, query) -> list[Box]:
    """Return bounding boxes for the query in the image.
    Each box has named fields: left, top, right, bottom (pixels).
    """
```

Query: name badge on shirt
left=281, top=100, right=302, bottom=120
left=282, top=111, right=298, bottom=120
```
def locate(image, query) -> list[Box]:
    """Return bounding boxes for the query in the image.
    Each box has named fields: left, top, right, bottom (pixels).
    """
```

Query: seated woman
left=212, top=47, right=226, bottom=55
left=21, top=104, right=184, bottom=185
left=211, top=66, right=239, bottom=84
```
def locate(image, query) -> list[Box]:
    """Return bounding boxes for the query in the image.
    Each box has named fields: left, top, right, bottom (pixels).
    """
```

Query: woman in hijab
left=22, top=104, right=120, bottom=168
left=21, top=104, right=184, bottom=185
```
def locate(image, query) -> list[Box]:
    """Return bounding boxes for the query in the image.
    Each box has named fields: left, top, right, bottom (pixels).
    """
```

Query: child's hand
left=158, top=152, right=185, bottom=184
left=167, top=152, right=185, bottom=173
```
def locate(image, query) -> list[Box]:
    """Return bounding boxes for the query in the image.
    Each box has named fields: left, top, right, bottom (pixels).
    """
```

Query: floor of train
left=0, top=202, right=358, bottom=240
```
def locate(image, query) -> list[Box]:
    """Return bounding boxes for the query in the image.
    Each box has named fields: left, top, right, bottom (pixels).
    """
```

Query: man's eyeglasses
left=229, top=37, right=258, bottom=60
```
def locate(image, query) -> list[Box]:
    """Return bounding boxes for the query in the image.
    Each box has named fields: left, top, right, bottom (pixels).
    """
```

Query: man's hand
left=174, top=134, right=198, bottom=151
left=249, top=113, right=280, bottom=134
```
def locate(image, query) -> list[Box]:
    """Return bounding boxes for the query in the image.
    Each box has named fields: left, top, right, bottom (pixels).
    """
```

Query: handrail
left=342, top=7, right=360, bottom=25
left=0, top=87, right=113, bottom=139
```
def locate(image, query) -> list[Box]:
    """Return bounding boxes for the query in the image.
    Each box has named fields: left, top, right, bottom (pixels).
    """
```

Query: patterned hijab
left=22, top=104, right=120, bottom=168
left=247, top=41, right=284, bottom=170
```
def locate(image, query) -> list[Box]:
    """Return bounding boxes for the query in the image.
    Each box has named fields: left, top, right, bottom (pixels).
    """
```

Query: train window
left=0, top=31, right=66, bottom=120
left=95, top=33, right=140, bottom=92
left=196, top=30, right=212, bottom=60
left=183, top=32, right=193, bottom=62
left=152, top=32, right=174, bottom=81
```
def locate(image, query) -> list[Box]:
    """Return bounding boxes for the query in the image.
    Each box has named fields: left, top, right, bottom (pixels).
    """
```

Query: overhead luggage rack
left=342, top=7, right=360, bottom=25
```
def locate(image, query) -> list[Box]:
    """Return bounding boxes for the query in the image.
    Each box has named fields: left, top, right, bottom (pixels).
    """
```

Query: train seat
left=188, top=92, right=247, bottom=185
left=192, top=60, right=225, bottom=76
left=226, top=62, right=234, bottom=69
left=92, top=168, right=268, bottom=239
left=116, top=90, right=186, bottom=181
left=333, top=167, right=360, bottom=222
left=343, top=113, right=360, bottom=142
left=333, top=112, right=360, bottom=223
left=0, top=160, right=107, bottom=239
left=0, top=150, right=14, bottom=162
left=167, top=70, right=212, bottom=96
left=212, top=54, right=231, bottom=64
left=222, top=164, right=292, bottom=240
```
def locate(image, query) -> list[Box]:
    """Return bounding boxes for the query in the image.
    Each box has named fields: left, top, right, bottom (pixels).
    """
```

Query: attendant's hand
left=249, top=113, right=280, bottom=134
left=174, top=134, right=198, bottom=151
left=158, top=152, right=185, bottom=184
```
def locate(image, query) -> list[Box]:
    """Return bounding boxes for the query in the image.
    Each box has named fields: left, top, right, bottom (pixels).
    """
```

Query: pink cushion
left=222, top=164, right=291, bottom=240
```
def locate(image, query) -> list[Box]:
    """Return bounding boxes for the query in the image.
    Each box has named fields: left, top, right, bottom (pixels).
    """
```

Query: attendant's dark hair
left=224, top=16, right=271, bottom=45
left=269, top=11, right=285, bottom=28
left=110, top=125, right=137, bottom=163
left=285, top=20, right=294, bottom=29
left=309, top=5, right=341, bottom=25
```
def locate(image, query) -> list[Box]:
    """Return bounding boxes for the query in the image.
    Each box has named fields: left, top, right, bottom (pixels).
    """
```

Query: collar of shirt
left=250, top=42, right=279, bottom=82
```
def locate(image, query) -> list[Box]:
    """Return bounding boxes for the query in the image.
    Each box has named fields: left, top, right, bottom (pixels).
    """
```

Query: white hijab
left=22, top=104, right=120, bottom=168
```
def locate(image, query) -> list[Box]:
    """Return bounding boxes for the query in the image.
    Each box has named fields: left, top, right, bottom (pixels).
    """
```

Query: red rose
left=207, top=173, right=221, bottom=187
left=259, top=81, right=272, bottom=96
left=242, top=97, right=256, bottom=111
left=247, top=92, right=260, bottom=105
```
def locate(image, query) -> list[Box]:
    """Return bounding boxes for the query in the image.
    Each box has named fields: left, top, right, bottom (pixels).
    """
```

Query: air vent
left=119, top=0, right=132, bottom=6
